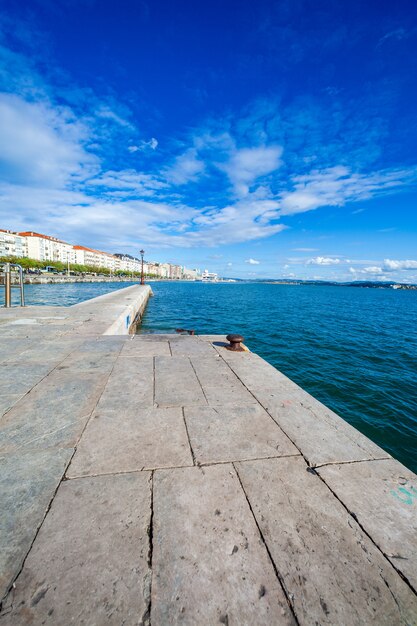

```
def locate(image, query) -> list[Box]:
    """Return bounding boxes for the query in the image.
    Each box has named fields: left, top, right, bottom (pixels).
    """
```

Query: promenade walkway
left=0, top=285, right=416, bottom=624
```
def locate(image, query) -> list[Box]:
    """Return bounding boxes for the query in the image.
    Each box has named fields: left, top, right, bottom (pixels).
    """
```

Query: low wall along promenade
left=0, top=284, right=416, bottom=624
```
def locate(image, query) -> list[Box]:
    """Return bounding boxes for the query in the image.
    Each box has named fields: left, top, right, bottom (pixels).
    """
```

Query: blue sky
left=1, top=0, right=417, bottom=280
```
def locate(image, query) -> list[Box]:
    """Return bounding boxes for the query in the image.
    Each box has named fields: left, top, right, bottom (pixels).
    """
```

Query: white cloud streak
left=383, top=259, right=417, bottom=271
left=307, top=256, right=341, bottom=266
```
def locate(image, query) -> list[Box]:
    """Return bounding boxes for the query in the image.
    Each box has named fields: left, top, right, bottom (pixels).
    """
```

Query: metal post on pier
left=140, top=249, right=145, bottom=285
left=4, top=263, right=11, bottom=308
left=18, top=265, right=25, bottom=307
left=2, top=263, right=25, bottom=307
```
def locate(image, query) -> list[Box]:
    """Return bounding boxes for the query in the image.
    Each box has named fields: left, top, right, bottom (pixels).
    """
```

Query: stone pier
left=0, top=286, right=416, bottom=625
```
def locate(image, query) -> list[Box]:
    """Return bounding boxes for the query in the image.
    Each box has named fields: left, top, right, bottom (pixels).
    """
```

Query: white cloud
left=88, top=170, right=165, bottom=196
left=164, top=148, right=205, bottom=185
left=279, top=166, right=417, bottom=217
left=0, top=93, right=97, bottom=186
left=307, top=256, right=341, bottom=266
left=221, top=145, right=282, bottom=196
left=383, top=259, right=417, bottom=271
left=292, top=247, right=319, bottom=252
left=362, top=266, right=383, bottom=274
left=96, top=106, right=134, bottom=129
left=128, top=137, right=158, bottom=152
left=245, top=258, right=260, bottom=265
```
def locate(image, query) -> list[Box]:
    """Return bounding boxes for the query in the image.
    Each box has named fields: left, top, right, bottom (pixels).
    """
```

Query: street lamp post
left=140, top=249, right=145, bottom=285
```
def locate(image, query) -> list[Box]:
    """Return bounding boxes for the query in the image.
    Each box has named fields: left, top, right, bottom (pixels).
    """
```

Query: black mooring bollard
left=225, top=334, right=244, bottom=351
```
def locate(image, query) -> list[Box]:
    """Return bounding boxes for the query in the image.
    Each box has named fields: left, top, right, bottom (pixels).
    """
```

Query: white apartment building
left=114, top=254, right=144, bottom=274
left=158, top=263, right=170, bottom=278
left=183, top=267, right=200, bottom=280
left=20, top=231, right=76, bottom=264
left=0, top=230, right=27, bottom=258
left=73, top=246, right=121, bottom=272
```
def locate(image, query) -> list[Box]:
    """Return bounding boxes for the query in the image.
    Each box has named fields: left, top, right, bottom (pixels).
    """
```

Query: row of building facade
left=0, top=229, right=205, bottom=280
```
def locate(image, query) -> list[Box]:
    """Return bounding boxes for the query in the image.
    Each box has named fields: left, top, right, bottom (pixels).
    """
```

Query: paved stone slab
left=0, top=361, right=53, bottom=395
left=236, top=456, right=417, bottom=625
left=0, top=394, right=23, bottom=417
left=152, top=464, right=295, bottom=625
left=217, top=351, right=290, bottom=388
left=96, top=356, right=154, bottom=412
left=68, top=407, right=193, bottom=477
left=74, top=336, right=127, bottom=353
left=184, top=405, right=299, bottom=464
left=319, top=458, right=417, bottom=589
left=14, top=337, right=84, bottom=365
left=0, top=369, right=109, bottom=454
left=258, top=387, right=390, bottom=465
left=0, top=472, right=152, bottom=625
left=0, top=448, right=72, bottom=601
left=0, top=338, right=36, bottom=363
left=169, top=336, right=218, bottom=357
left=191, top=356, right=258, bottom=405
left=154, top=356, right=206, bottom=407
left=198, top=334, right=228, bottom=343
left=135, top=333, right=175, bottom=342
left=57, top=349, right=118, bottom=374
left=120, top=337, right=171, bottom=357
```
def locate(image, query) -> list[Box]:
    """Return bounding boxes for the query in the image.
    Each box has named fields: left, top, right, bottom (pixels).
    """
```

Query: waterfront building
left=169, top=264, right=183, bottom=280
left=0, top=230, right=27, bottom=258
left=183, top=267, right=200, bottom=280
left=114, top=253, right=143, bottom=274
left=202, top=268, right=218, bottom=282
left=19, top=231, right=75, bottom=264
left=73, top=245, right=120, bottom=272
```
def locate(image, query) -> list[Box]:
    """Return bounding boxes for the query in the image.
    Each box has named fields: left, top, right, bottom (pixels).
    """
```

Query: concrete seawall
left=0, top=289, right=416, bottom=624
left=71, top=283, right=152, bottom=335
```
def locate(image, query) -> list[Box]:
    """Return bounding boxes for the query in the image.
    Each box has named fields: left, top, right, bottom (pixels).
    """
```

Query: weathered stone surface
left=0, top=338, right=36, bottom=363
left=257, top=387, right=390, bottom=465
left=218, top=350, right=291, bottom=388
left=152, top=464, right=295, bottom=625
left=0, top=448, right=72, bottom=601
left=236, top=456, right=417, bottom=625
left=169, top=336, right=218, bottom=357
left=68, top=407, right=193, bottom=477
left=319, top=458, right=417, bottom=589
left=96, top=356, right=154, bottom=412
left=119, top=337, right=171, bottom=357
left=191, top=356, right=258, bottom=405
left=185, top=405, right=299, bottom=464
left=0, top=369, right=109, bottom=454
left=198, top=334, right=228, bottom=343
left=135, top=333, right=175, bottom=341
left=14, top=337, right=84, bottom=364
left=154, top=356, right=206, bottom=406
left=0, top=394, right=23, bottom=417
left=58, top=349, right=117, bottom=373
left=0, top=361, right=53, bottom=395
left=1, top=472, right=152, bottom=625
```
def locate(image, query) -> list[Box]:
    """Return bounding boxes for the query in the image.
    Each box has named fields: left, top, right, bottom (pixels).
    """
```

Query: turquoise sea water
left=2, top=280, right=416, bottom=472
left=139, top=281, right=417, bottom=473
